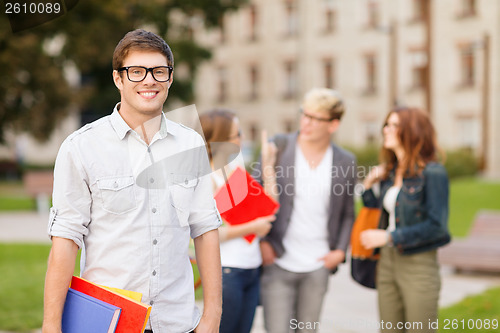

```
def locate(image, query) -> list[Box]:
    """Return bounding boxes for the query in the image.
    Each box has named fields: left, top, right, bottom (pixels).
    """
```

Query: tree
left=0, top=0, right=246, bottom=142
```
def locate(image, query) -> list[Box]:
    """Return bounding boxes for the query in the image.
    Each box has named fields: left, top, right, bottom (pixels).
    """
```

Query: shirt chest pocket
left=169, top=174, right=198, bottom=227
left=401, top=183, right=424, bottom=204
left=97, top=176, right=137, bottom=214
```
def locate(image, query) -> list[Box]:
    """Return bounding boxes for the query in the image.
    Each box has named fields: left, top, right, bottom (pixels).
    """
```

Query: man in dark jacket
left=255, top=88, right=356, bottom=333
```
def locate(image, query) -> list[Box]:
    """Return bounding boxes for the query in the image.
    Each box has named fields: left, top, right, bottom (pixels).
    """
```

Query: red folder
left=70, top=276, right=151, bottom=333
left=214, top=167, right=279, bottom=243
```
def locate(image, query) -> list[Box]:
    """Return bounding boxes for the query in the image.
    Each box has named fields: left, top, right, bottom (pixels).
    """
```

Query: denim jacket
left=362, top=162, right=451, bottom=255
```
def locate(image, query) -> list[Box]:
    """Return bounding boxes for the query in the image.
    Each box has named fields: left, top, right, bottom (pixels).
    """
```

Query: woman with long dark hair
left=200, top=109, right=276, bottom=333
left=361, top=107, right=450, bottom=333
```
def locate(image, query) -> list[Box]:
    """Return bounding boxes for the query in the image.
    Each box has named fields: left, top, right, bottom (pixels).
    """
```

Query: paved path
left=2, top=212, right=500, bottom=333
left=0, top=212, right=50, bottom=244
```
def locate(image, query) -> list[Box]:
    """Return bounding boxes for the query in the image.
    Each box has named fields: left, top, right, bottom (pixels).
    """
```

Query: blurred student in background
left=200, top=109, right=276, bottom=333
left=255, top=88, right=356, bottom=333
left=361, top=107, right=450, bottom=333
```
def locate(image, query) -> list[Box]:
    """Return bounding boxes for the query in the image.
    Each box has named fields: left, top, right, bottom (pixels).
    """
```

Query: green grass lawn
left=0, top=178, right=499, bottom=331
left=0, top=244, right=50, bottom=331
left=438, top=287, right=500, bottom=332
left=0, top=243, right=202, bottom=331
left=0, top=181, right=36, bottom=211
left=448, top=177, right=500, bottom=237
left=0, top=197, right=36, bottom=211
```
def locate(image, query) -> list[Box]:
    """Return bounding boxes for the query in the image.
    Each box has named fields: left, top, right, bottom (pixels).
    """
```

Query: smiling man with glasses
left=43, top=29, right=222, bottom=333
left=255, top=88, right=356, bottom=333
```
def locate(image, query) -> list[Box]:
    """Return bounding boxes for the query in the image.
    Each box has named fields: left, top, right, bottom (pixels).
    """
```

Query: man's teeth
left=140, top=92, right=157, bottom=97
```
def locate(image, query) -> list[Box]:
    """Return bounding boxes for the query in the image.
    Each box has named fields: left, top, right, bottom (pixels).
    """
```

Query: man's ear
left=328, top=119, right=340, bottom=134
left=167, top=71, right=174, bottom=89
left=113, top=70, right=123, bottom=91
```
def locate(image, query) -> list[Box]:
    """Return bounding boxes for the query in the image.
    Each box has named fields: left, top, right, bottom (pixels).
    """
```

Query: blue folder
left=62, top=288, right=122, bottom=333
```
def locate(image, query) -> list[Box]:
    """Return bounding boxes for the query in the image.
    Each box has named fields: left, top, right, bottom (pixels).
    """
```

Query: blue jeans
left=220, top=266, right=261, bottom=333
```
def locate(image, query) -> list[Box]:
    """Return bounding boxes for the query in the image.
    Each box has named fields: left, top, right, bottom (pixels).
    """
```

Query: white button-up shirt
left=48, top=104, right=221, bottom=333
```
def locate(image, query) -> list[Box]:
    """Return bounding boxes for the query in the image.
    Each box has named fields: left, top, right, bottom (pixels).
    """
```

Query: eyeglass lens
left=300, top=109, right=332, bottom=122
left=125, top=66, right=172, bottom=82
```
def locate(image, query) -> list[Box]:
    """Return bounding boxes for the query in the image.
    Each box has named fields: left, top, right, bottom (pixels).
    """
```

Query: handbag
left=350, top=207, right=381, bottom=289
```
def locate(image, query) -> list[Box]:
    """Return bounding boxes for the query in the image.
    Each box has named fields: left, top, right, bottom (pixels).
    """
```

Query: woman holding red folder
left=200, top=109, right=277, bottom=333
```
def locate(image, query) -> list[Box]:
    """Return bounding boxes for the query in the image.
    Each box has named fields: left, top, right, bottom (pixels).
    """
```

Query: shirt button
left=153, top=239, right=158, bottom=245
left=185, top=178, right=189, bottom=185
left=150, top=300, right=154, bottom=305
left=113, top=182, right=118, bottom=188
left=152, top=208, right=157, bottom=213
left=152, top=270, right=157, bottom=276
left=149, top=178, right=155, bottom=183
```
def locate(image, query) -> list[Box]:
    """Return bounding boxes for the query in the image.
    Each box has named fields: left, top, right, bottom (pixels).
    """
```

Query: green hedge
left=346, top=145, right=479, bottom=180
left=444, top=149, right=480, bottom=179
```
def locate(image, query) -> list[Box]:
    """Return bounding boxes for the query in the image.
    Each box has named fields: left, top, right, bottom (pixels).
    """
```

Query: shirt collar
left=110, top=103, right=175, bottom=140
left=110, top=103, right=132, bottom=140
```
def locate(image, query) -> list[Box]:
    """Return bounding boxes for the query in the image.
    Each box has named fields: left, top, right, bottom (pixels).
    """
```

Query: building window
left=217, top=67, right=227, bottom=103
left=249, top=64, right=259, bottom=100
left=364, top=120, right=378, bottom=144
left=459, top=45, right=475, bottom=87
left=458, top=0, right=477, bottom=18
left=219, top=15, right=226, bottom=44
left=324, top=8, right=336, bottom=33
left=248, top=4, right=258, bottom=41
left=409, top=49, right=427, bottom=90
left=363, top=54, right=377, bottom=94
left=457, top=116, right=479, bottom=149
left=366, top=0, right=379, bottom=29
left=323, top=58, right=335, bottom=89
left=410, top=0, right=426, bottom=23
left=283, top=60, right=297, bottom=99
left=284, top=0, right=298, bottom=37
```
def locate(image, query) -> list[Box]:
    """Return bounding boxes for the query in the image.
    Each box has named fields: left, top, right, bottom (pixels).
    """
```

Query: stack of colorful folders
left=61, top=276, right=152, bottom=333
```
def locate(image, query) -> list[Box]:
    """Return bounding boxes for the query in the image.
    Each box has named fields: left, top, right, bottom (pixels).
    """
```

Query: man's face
left=299, top=108, right=339, bottom=143
left=113, top=50, right=173, bottom=118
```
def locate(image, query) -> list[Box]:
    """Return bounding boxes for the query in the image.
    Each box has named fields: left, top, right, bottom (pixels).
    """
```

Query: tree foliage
left=0, top=0, right=246, bottom=142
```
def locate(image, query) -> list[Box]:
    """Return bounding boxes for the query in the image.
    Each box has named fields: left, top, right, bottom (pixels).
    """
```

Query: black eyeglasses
left=117, top=66, right=173, bottom=82
left=299, top=109, right=334, bottom=122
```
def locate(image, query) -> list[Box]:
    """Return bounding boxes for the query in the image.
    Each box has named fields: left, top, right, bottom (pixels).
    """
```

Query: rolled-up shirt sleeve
left=48, top=139, right=91, bottom=248
left=187, top=136, right=222, bottom=239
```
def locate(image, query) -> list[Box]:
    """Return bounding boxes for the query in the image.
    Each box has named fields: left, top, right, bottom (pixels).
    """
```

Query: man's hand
left=42, top=237, right=78, bottom=333
left=194, top=313, right=220, bottom=333
left=260, top=240, right=276, bottom=266
left=318, top=249, right=345, bottom=270
left=193, top=230, right=222, bottom=333
left=41, top=322, right=62, bottom=333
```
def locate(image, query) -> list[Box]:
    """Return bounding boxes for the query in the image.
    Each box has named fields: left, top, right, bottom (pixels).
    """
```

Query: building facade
left=193, top=0, right=500, bottom=178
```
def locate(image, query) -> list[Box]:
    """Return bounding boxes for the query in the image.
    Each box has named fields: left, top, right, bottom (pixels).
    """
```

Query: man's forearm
left=193, top=229, right=222, bottom=329
left=43, top=237, right=78, bottom=333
